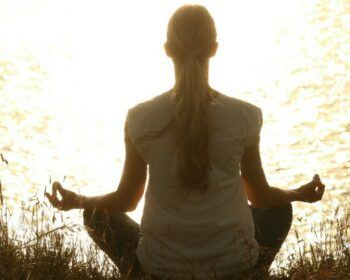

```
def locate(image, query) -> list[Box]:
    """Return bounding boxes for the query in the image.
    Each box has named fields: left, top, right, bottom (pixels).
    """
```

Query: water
left=0, top=0, right=349, bottom=248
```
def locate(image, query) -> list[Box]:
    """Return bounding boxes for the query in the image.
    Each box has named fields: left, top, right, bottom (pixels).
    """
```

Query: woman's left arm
left=46, top=125, right=147, bottom=212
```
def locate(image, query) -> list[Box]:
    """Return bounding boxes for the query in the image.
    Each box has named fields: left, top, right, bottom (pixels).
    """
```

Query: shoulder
left=128, top=91, right=171, bottom=116
left=126, top=91, right=173, bottom=136
left=217, top=92, right=262, bottom=117
left=216, top=92, right=263, bottom=137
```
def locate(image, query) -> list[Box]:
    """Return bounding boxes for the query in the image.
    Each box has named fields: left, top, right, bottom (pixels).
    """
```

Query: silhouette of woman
left=46, top=4, right=325, bottom=279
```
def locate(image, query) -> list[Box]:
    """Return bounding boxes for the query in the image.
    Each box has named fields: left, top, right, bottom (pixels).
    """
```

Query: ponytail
left=166, top=5, right=217, bottom=192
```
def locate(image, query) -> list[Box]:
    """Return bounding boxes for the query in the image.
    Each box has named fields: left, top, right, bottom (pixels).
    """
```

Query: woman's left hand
left=45, top=181, right=83, bottom=211
left=295, top=174, right=325, bottom=203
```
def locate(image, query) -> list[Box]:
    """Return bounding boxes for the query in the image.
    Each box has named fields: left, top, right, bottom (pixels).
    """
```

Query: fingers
left=45, top=181, right=73, bottom=211
left=299, top=174, right=325, bottom=203
left=52, top=181, right=66, bottom=196
left=313, top=174, right=322, bottom=184
left=311, top=173, right=325, bottom=200
left=313, top=175, right=325, bottom=200
left=45, top=191, right=62, bottom=209
left=52, top=182, right=57, bottom=198
left=46, top=181, right=65, bottom=208
left=314, top=174, right=325, bottom=187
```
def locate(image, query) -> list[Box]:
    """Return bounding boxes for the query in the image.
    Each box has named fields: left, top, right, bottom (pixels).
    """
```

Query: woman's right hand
left=45, top=181, right=84, bottom=211
left=295, top=174, right=325, bottom=203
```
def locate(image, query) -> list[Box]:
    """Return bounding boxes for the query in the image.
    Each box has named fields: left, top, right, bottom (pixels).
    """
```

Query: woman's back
left=126, top=90, right=262, bottom=279
left=44, top=4, right=325, bottom=280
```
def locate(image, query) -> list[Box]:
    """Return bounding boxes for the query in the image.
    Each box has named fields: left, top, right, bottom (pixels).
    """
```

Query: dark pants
left=83, top=203, right=292, bottom=279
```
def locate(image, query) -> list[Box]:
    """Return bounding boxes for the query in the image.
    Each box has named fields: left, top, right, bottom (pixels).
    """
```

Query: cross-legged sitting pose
left=46, top=4, right=325, bottom=279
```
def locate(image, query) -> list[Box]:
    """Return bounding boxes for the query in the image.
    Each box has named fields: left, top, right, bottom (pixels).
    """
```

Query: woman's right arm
left=240, top=138, right=325, bottom=208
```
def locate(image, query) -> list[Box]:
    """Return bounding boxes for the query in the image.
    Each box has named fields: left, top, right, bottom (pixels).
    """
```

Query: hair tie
left=186, top=50, right=196, bottom=60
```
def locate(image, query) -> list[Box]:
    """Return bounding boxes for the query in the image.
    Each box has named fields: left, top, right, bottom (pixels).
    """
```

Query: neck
left=172, top=60, right=218, bottom=102
left=173, top=59, right=210, bottom=86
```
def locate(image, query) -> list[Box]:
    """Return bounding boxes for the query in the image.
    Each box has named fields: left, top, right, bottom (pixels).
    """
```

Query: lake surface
left=0, top=0, right=349, bottom=251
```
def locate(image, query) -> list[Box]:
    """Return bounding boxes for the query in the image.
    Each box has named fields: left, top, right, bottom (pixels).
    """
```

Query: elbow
left=115, top=204, right=135, bottom=213
left=113, top=189, right=140, bottom=212
left=248, top=190, right=272, bottom=208
left=108, top=197, right=137, bottom=213
left=254, top=195, right=274, bottom=208
left=249, top=198, right=268, bottom=208
left=123, top=201, right=138, bottom=212
left=126, top=205, right=137, bottom=212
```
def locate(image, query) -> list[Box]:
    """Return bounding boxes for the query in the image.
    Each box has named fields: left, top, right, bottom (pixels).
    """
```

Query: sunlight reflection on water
left=0, top=0, right=349, bottom=255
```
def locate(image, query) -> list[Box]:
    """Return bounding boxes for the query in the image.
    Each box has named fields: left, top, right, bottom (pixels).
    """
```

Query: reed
left=0, top=176, right=349, bottom=279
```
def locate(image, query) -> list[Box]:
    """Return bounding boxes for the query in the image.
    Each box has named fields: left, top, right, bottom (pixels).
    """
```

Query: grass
left=0, top=190, right=119, bottom=280
left=0, top=159, right=349, bottom=279
left=0, top=192, right=349, bottom=279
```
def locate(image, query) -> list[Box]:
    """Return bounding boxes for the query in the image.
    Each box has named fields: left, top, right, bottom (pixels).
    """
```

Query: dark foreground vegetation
left=0, top=168, right=349, bottom=280
left=0, top=192, right=349, bottom=280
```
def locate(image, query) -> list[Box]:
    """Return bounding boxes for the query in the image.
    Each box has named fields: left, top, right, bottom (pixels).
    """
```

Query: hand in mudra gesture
left=296, top=174, right=325, bottom=203
left=45, top=181, right=83, bottom=211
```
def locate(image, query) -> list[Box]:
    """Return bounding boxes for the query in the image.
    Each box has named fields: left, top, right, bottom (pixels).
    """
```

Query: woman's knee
left=252, top=202, right=293, bottom=224
left=274, top=202, right=293, bottom=241
left=271, top=202, right=293, bottom=233
left=83, top=208, right=94, bottom=228
left=280, top=202, right=293, bottom=226
left=83, top=208, right=91, bottom=225
left=83, top=208, right=106, bottom=229
left=253, top=202, right=293, bottom=248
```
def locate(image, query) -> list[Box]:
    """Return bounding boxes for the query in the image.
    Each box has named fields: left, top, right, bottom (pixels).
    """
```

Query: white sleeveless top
left=126, top=91, right=263, bottom=279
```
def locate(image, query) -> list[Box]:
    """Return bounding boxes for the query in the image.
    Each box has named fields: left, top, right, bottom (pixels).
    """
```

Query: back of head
left=165, top=5, right=217, bottom=192
left=166, top=5, right=217, bottom=61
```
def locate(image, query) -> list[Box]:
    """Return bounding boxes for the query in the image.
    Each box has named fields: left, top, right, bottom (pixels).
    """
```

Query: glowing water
left=0, top=0, right=349, bottom=245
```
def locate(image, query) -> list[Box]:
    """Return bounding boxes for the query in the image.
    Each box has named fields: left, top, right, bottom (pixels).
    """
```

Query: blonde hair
left=166, top=5, right=217, bottom=192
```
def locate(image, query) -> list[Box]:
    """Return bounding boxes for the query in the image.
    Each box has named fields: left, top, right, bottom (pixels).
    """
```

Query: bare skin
left=241, top=138, right=325, bottom=208
left=46, top=125, right=147, bottom=212
left=46, top=126, right=325, bottom=212
left=46, top=44, right=325, bottom=211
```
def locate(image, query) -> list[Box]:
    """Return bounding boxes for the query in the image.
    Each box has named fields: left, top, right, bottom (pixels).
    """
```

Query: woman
left=46, top=4, right=325, bottom=279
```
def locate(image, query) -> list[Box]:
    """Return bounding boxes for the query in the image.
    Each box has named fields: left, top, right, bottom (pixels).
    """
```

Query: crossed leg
left=83, top=209, right=143, bottom=278
left=250, top=202, right=293, bottom=275
left=83, top=203, right=293, bottom=279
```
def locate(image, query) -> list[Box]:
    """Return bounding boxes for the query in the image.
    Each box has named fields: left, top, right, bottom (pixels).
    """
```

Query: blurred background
left=0, top=0, right=349, bottom=245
